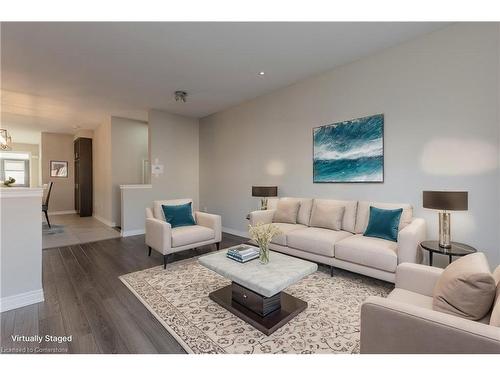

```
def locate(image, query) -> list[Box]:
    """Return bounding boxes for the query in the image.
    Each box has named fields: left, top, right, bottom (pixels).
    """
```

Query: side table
left=419, top=241, right=477, bottom=266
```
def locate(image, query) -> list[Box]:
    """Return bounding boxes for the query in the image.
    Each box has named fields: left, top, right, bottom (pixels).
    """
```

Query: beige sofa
left=145, top=198, right=222, bottom=268
left=360, top=262, right=500, bottom=353
left=249, top=197, right=426, bottom=282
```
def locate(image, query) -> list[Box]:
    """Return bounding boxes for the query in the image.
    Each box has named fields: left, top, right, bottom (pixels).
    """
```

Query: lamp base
left=260, top=198, right=268, bottom=210
left=438, top=211, right=451, bottom=249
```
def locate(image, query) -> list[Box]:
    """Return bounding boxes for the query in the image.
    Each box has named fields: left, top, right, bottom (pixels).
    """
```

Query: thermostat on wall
left=151, top=158, right=164, bottom=177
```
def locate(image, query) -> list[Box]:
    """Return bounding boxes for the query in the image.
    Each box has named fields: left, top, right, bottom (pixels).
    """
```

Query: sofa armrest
left=145, top=207, right=154, bottom=219
left=360, top=296, right=500, bottom=354
left=195, top=211, right=222, bottom=242
left=395, top=263, right=443, bottom=297
left=397, top=218, right=426, bottom=264
left=249, top=209, right=275, bottom=226
left=145, top=218, right=172, bottom=254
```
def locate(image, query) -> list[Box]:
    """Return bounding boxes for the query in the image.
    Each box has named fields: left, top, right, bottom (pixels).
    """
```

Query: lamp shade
left=423, top=191, right=468, bottom=211
left=252, top=186, right=278, bottom=197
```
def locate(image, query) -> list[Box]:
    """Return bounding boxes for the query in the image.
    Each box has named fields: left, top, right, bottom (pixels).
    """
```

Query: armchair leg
left=44, top=210, right=51, bottom=229
left=148, top=246, right=152, bottom=256
left=330, top=265, right=334, bottom=277
left=216, top=242, right=221, bottom=250
left=163, top=254, right=168, bottom=269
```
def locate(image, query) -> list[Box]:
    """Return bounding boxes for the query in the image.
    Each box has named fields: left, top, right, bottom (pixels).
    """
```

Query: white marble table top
left=198, top=248, right=317, bottom=297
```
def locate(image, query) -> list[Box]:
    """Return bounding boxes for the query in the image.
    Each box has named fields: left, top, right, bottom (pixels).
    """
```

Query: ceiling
left=1, top=22, right=448, bottom=135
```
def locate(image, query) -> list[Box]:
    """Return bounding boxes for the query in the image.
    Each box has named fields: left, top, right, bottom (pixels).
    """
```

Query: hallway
left=43, top=214, right=121, bottom=249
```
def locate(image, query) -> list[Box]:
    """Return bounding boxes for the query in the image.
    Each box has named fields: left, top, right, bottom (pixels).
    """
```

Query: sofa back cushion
left=433, top=253, right=496, bottom=321
left=273, top=199, right=301, bottom=224
left=268, top=197, right=312, bottom=226
left=153, top=198, right=193, bottom=221
left=309, top=201, right=345, bottom=231
left=313, top=199, right=357, bottom=233
left=355, top=201, right=413, bottom=234
left=490, top=265, right=500, bottom=327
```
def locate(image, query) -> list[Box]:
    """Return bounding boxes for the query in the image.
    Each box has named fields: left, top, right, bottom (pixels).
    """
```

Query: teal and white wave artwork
left=313, top=114, right=384, bottom=182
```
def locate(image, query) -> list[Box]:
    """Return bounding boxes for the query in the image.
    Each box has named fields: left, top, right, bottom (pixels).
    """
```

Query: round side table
left=419, top=241, right=477, bottom=266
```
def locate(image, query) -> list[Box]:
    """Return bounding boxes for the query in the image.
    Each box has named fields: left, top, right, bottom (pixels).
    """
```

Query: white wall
left=41, top=132, right=75, bottom=213
left=199, top=23, right=500, bottom=267
left=0, top=188, right=44, bottom=312
left=111, top=117, right=148, bottom=226
left=149, top=109, right=199, bottom=204
left=120, top=109, right=199, bottom=235
left=93, top=119, right=113, bottom=225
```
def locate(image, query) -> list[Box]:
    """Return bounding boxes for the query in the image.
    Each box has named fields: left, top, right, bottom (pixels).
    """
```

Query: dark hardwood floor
left=0, top=232, right=246, bottom=354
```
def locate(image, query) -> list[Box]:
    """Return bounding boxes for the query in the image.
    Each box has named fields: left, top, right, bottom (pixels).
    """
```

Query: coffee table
left=199, top=248, right=317, bottom=335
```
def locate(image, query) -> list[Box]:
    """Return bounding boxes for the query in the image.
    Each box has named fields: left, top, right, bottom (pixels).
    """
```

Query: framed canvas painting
left=313, top=114, right=384, bottom=183
left=50, top=160, right=68, bottom=178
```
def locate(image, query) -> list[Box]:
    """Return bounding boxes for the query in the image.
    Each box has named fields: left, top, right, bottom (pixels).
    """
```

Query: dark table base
left=209, top=283, right=307, bottom=336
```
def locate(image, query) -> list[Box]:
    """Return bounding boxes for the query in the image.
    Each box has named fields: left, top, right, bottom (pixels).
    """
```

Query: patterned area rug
left=119, top=257, right=392, bottom=354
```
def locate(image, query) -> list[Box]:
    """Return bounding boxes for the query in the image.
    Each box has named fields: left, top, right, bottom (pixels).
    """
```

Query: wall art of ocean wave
left=313, top=114, right=384, bottom=182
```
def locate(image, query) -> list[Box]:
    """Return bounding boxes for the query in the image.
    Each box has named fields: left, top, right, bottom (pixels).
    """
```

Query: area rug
left=119, top=257, right=392, bottom=354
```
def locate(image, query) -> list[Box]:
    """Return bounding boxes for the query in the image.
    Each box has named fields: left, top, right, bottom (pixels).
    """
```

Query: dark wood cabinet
left=74, top=137, right=92, bottom=217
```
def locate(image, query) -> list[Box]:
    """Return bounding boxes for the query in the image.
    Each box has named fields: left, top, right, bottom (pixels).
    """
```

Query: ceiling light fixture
left=174, top=90, right=188, bottom=103
left=258, top=71, right=265, bottom=76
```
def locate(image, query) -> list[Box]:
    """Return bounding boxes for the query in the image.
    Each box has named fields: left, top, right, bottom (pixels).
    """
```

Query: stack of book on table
left=226, top=245, right=259, bottom=263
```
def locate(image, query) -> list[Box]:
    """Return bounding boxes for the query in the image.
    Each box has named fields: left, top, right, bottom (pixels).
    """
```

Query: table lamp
left=423, top=191, right=468, bottom=249
left=252, top=186, right=278, bottom=210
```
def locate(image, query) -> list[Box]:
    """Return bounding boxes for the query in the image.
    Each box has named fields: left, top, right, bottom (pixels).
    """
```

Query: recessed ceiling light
left=258, top=71, right=265, bottom=76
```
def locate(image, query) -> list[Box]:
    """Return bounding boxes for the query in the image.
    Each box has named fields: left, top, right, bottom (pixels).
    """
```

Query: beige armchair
left=145, top=199, right=222, bottom=268
left=360, top=262, right=500, bottom=353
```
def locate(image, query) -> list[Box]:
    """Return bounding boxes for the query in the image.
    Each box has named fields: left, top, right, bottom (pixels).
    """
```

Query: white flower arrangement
left=248, top=222, right=282, bottom=249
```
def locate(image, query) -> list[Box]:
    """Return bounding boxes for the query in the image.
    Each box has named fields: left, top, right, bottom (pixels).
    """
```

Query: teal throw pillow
left=363, top=206, right=403, bottom=242
left=162, top=202, right=196, bottom=228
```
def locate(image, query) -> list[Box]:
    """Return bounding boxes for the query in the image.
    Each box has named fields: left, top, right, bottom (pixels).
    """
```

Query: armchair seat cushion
left=171, top=225, right=215, bottom=248
left=388, top=288, right=492, bottom=324
left=287, top=227, right=352, bottom=257
left=264, top=223, right=306, bottom=246
left=335, top=234, right=398, bottom=272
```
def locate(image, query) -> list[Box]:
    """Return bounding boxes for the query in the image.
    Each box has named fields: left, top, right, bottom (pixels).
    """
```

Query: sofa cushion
left=355, top=201, right=413, bottom=234
left=171, top=225, right=215, bottom=248
left=364, top=206, right=403, bottom=242
left=433, top=253, right=496, bottom=321
left=490, top=265, right=500, bottom=326
left=268, top=197, right=313, bottom=225
left=273, top=199, right=301, bottom=224
left=153, top=198, right=193, bottom=221
left=313, top=199, right=358, bottom=233
left=335, top=234, right=398, bottom=272
left=264, top=223, right=306, bottom=246
left=309, top=201, right=345, bottom=231
left=287, top=227, right=353, bottom=258
left=388, top=288, right=434, bottom=310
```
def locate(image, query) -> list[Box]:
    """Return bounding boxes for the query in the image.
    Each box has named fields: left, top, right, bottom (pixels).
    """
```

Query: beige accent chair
left=360, top=262, right=500, bottom=353
left=145, top=199, right=222, bottom=268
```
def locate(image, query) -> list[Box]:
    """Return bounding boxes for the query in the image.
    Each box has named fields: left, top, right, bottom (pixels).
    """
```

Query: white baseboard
left=0, top=289, right=44, bottom=313
left=93, top=214, right=116, bottom=228
left=48, top=210, right=77, bottom=215
left=121, top=229, right=145, bottom=237
left=222, top=226, right=249, bottom=239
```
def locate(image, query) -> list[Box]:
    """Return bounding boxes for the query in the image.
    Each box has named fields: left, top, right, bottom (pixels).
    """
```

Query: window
left=0, top=152, right=30, bottom=187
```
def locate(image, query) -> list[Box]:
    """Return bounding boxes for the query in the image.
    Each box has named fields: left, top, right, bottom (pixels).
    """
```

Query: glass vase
left=259, top=244, right=270, bottom=264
